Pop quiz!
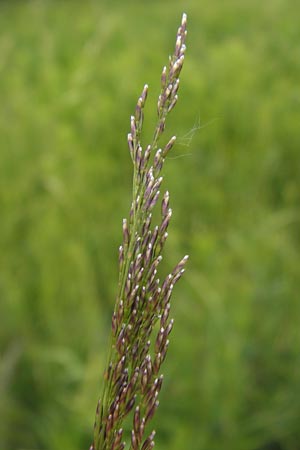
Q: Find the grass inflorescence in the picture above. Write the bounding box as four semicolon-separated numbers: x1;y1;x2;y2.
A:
90;13;188;450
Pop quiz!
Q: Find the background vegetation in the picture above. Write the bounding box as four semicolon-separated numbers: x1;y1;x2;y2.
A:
1;1;300;449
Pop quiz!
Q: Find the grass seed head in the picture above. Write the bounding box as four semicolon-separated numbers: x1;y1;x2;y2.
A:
91;14;188;450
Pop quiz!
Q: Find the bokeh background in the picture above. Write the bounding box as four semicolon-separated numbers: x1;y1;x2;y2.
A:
1;0;300;449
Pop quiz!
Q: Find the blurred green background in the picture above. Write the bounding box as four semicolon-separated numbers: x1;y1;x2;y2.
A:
1;0;300;449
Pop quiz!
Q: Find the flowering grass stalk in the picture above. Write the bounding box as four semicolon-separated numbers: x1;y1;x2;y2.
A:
90;13;188;450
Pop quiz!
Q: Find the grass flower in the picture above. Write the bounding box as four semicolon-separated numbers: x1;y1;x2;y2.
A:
91;13;188;450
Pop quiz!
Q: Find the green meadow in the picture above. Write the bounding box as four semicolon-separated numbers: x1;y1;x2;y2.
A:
1;1;300;449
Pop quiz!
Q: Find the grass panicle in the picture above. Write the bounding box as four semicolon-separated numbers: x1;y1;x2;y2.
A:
91;13;188;450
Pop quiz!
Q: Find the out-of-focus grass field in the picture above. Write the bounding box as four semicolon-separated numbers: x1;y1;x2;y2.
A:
1;0;300;449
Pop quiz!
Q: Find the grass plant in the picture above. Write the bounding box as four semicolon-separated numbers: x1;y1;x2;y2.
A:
90;14;188;450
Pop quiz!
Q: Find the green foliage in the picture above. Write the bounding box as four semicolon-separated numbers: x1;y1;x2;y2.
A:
0;1;300;449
